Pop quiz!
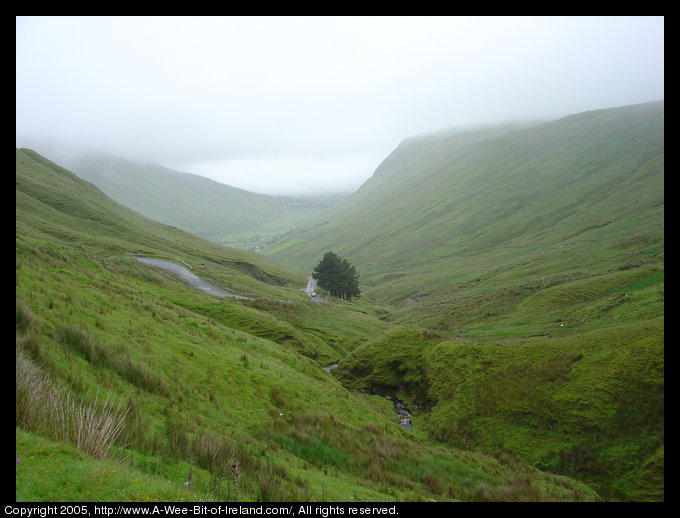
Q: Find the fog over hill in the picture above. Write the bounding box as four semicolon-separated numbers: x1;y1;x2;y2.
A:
265;100;664;333
17;17;663;196
63;152;346;251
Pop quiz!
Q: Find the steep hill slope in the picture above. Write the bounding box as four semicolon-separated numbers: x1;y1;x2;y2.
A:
68;153;339;250
16;149;598;502
17;148;307;299
264;101;664;500
265;101;663;337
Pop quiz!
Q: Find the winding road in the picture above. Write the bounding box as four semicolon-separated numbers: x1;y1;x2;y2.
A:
132;254;321;303
132;255;254;300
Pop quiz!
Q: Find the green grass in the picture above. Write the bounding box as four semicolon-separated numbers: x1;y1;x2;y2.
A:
265;102;664;340
262;102;664;501
16;100;664;500
332;318;663;501
16;428;204;502
16;148;602;501
16;255;597;501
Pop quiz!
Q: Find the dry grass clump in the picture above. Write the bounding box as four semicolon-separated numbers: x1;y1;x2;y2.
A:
16;346;129;459
163;418;312;501
16;302;129;460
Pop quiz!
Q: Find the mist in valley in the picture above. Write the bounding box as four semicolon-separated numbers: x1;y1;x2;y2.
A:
17;16;663;197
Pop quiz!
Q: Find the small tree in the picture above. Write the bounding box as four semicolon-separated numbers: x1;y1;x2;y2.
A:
313;252;361;301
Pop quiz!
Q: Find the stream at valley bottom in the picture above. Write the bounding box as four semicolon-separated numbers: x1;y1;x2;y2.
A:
325;364;412;429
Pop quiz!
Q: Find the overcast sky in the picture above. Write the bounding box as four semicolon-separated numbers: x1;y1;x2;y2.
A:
16;16;664;195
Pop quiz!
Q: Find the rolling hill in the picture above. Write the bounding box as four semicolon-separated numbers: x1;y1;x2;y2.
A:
16;148;601;502
67;153;342;250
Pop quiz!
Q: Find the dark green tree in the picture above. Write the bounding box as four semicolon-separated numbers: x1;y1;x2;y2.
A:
313;252;361;301
338;257;361;301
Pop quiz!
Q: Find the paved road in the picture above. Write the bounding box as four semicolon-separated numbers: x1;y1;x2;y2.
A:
304;276;323;302
132;255;254;300
132;254;321;303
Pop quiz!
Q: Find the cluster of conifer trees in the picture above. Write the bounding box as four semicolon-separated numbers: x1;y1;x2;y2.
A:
312;252;361;301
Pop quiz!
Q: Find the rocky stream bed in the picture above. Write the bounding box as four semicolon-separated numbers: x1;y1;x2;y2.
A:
325;363;412;429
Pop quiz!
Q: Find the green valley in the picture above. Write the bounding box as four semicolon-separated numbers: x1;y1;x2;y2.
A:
265;101;664;500
16;148;598;502
67;153;343;251
264;102;663;333
15;101;663;502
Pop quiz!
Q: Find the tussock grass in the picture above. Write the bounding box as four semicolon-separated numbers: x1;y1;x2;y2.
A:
56;324;168;395
16;298;37;332
258;409;597;501
161;418;312;501
16;344;128;460
58;393;129;460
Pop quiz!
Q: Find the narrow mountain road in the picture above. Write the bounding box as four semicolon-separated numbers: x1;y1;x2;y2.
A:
304;276;323;302
132;255;254;300
132;254;321;303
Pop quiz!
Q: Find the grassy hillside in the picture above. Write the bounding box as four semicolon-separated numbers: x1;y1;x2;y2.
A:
265;101;664;500
16;148;598;502
265;101;663;337
333;321;663;501
68;153;340;250
17;148;309;298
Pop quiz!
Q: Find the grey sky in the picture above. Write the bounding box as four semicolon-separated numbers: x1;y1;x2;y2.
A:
16;16;664;195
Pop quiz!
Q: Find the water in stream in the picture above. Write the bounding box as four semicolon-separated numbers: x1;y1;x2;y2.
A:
386;396;412;429
325;364;412;428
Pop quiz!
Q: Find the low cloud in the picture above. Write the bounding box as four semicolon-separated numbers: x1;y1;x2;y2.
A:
16;16;664;195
